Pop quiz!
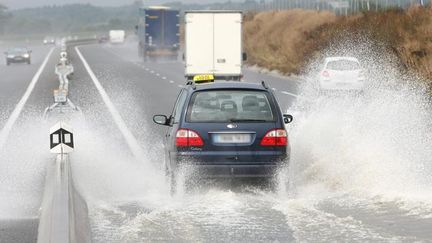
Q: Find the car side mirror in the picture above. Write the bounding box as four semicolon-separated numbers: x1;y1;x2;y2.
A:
242;52;247;61
153;115;169;126
283;114;293;124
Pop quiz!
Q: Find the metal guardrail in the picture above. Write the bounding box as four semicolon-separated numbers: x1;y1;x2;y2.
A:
64;38;98;46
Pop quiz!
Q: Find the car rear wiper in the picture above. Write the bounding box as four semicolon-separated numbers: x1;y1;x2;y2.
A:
229;119;267;122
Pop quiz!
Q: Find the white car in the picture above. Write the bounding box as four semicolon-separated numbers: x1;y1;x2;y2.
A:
318;57;365;91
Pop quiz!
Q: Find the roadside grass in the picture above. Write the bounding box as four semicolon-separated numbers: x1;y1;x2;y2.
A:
244;7;432;92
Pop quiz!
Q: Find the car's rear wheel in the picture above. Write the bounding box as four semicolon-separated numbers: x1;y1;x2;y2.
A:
27;60;31;65
168;167;192;196
164;155;177;195
169;170;177;196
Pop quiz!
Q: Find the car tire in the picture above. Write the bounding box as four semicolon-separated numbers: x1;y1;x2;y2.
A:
164;155;177;195
27;60;31;65
6;61;10;66
163;155;170;178
169;171;177;196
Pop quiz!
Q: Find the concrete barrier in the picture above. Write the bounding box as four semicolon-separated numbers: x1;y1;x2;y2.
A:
38;37;97;242
37;155;92;243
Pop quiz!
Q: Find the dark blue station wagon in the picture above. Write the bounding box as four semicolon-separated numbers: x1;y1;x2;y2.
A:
153;81;293;193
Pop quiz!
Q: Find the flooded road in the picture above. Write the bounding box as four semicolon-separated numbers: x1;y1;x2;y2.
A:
71;43;432;242
1;40;431;242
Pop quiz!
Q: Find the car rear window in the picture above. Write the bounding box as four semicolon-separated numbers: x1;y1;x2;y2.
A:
326;60;361;71
187;90;275;123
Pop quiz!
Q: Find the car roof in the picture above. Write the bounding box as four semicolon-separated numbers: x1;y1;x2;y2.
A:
187;81;269;92
325;56;359;62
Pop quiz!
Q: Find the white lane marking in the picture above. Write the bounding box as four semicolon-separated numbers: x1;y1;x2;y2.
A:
0;47;55;149
162;77;167;80
150;70;154;74
177;85;184;88
281;91;299;98
145;68;149;71
169;80;174;84
156;73;160;77
75;46;146;159
272;88;277;91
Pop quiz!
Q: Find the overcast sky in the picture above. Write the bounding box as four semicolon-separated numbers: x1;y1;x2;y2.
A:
1;0;231;9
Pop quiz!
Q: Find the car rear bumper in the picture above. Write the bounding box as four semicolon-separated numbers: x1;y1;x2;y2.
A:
190;164;282;178
171;152;288;178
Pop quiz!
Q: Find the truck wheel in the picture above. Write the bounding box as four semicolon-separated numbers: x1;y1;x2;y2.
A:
6;61;10;66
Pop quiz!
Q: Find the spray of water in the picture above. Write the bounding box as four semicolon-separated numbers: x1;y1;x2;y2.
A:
0;110;51;218
69;37;432;241
280;37;432;209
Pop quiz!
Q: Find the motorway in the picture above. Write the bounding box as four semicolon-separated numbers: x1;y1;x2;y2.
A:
1;40;432;242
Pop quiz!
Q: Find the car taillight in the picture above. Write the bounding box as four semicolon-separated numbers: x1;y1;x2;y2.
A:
260;129;288;146
176;129;204;147
322;70;330;78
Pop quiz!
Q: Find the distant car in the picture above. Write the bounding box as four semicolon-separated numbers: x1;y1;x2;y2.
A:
153;75;293;194
98;35;109;44
4;48;32;65
318;57;365;92
43;37;56;45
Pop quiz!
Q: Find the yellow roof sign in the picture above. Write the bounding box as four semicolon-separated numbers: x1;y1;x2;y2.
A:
193;74;215;84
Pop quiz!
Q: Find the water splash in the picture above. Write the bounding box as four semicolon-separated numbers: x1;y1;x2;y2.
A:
283;37;432;206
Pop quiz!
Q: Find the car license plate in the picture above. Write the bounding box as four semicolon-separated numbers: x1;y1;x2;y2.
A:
213;134;251;144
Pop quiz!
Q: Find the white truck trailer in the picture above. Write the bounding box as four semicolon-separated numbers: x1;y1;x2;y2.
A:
184;11;246;81
109;30;126;44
